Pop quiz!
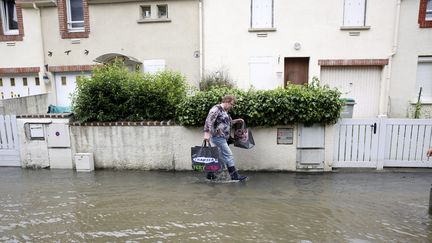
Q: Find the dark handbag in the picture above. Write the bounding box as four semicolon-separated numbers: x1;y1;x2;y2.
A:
233;122;255;149
191;140;223;172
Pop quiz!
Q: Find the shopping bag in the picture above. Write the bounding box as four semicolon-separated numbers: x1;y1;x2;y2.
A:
233;122;255;149
191;140;223;172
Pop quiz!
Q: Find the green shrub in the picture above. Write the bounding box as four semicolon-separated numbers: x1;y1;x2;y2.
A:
72;62;187;122
199;69;235;91
176;79;343;127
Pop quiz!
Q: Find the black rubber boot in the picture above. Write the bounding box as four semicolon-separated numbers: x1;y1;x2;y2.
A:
206;172;216;180
227;166;248;181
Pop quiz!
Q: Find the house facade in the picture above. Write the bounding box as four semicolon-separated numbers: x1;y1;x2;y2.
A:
202;0;432;118
1;0;431;118
0;0;200;106
389;0;432;118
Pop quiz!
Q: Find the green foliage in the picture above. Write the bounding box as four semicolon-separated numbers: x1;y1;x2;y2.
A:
199;69;235;91
176;78;344;127
72;62;187;122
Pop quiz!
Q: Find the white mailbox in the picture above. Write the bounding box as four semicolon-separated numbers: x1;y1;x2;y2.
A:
75;153;94;172
47;123;71;148
29;124;44;139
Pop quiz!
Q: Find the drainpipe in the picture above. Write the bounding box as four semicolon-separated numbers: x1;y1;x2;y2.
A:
381;0;401;117
199;0;204;85
33;3;49;92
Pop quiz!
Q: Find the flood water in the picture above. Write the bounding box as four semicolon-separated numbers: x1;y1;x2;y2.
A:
0;168;431;242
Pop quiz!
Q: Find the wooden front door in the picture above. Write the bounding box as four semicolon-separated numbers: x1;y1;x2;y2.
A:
284;57;309;86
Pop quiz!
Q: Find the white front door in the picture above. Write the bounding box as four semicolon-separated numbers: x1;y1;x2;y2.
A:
55;72;90;107
320;66;382;118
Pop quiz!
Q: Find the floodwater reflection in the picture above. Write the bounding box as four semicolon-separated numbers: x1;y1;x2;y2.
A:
0;168;431;242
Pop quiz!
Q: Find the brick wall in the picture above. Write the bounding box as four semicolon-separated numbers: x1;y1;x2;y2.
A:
318;59;389;66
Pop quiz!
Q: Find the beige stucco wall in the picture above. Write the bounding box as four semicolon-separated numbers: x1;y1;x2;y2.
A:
0;8;48;92
203;0;397;89
40;0;200;85
389;0;432;118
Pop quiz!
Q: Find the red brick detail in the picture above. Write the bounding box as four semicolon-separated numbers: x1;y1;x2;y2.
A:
318;59;389;66
48;65;99;72
0;67;40;74
0;4;24;42
58;0;90;39
418;0;432;28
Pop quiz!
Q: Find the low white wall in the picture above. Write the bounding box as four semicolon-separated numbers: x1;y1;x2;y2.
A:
1;93;55;115
70;125;301;171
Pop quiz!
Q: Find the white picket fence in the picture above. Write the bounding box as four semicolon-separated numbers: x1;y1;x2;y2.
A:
333;118;432;168
0;115;20;166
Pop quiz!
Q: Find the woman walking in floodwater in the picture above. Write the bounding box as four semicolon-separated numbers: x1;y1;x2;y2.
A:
203;95;248;181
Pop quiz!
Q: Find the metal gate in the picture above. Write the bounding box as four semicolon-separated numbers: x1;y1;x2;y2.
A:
333;118;432;168
0;115;20;166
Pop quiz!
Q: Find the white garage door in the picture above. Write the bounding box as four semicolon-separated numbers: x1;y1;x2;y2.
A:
55;72;91;107
321;66;382;118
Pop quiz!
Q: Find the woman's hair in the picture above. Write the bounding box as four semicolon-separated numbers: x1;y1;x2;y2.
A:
222;95;236;103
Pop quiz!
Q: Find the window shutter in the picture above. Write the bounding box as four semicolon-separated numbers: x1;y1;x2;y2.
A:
343;0;366;26
416;58;432;99
249;57;275;90
252;0;272;28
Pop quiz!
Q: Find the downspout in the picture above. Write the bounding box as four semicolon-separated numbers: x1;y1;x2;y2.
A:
199;0;204;85
33;3;49;92
381;0;401;117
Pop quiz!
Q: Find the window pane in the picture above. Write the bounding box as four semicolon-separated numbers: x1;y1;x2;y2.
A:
10;78;15;86
23;77;27;86
70;0;84;22
158;5;168;18
35;77;40;86
141;6;151;18
427;0;432;20
5;0;18;30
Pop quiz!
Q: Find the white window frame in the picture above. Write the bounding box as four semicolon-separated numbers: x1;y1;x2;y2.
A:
0;0;18;35
343;0;367;27
251;0;274;29
426;0;432;21
66;0;84;32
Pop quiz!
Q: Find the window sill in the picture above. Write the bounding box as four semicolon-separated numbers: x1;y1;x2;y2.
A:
410;99;432;105
61;31;89;39
340;26;371;30
248;28;277;32
0;35;23;42
137;18;171;24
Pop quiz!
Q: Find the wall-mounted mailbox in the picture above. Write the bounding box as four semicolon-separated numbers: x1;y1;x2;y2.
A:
277;128;294;144
29;124;44;139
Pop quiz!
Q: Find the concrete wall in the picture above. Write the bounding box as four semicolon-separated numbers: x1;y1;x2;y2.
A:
202;0;396;89
389;0;432;117
69;125;302;171
0;93;54;115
